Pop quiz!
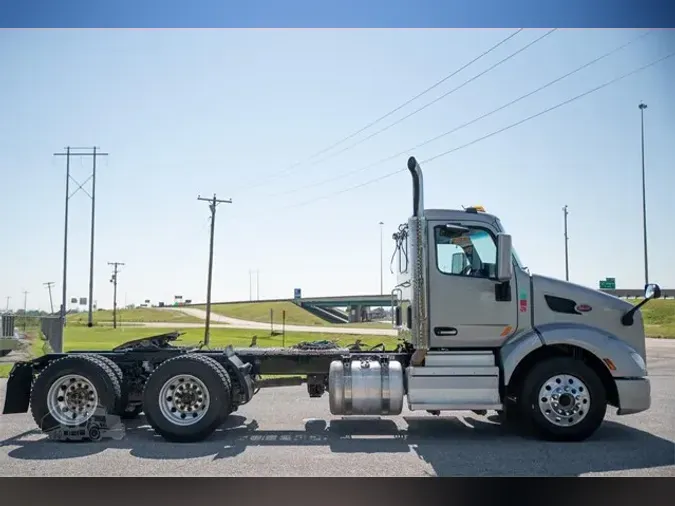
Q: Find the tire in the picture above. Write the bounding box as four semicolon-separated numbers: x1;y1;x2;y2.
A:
496;397;521;429
142;354;232;443
517;356;607;442
30;355;122;435
85;355;127;416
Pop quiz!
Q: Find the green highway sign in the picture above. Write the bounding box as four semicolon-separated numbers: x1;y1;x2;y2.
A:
599;277;616;290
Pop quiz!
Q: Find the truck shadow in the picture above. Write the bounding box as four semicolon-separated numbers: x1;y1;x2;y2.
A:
3;413;674;476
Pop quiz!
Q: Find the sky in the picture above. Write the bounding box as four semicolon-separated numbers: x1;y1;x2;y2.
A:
1;29;674;312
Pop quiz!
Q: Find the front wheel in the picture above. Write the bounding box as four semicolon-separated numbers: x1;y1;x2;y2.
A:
517;356;607;442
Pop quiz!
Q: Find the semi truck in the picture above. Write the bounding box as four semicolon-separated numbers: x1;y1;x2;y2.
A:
2;156;660;443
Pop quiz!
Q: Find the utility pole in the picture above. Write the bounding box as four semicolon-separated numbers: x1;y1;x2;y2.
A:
562;206;569;282
108;262;124;329
22;290;28;331
256;270;260;300
5;296;10;312
249;270;253;301
197;193;232;346
44;282;55;314
54;146;108;329
639;102;649;287
379;221;384;295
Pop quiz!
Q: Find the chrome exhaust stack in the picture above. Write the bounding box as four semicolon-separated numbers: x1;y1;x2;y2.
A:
406;157;429;364
407;156;424;218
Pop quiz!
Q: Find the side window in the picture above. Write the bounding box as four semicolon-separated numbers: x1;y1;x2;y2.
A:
435;225;498;279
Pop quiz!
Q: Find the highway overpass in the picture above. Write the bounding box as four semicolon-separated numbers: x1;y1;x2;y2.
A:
186;288;671;324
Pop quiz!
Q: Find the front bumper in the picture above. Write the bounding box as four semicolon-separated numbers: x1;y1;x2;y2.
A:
615;377;651;415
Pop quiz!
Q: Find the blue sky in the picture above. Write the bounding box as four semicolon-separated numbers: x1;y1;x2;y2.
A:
1;29;674;312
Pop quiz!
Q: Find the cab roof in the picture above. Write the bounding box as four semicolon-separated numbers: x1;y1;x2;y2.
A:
422;208;499;224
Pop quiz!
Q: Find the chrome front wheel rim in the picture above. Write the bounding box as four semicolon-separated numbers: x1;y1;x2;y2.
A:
538;374;590;427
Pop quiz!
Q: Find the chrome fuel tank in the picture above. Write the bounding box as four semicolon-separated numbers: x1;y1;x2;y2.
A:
328;358;405;415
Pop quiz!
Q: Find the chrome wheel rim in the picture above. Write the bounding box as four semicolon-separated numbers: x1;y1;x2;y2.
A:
46;374;99;426
538;374;590;427
158;374;210;426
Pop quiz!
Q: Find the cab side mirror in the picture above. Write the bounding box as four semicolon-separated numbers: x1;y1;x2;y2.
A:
496;233;513;282
645;283;661;300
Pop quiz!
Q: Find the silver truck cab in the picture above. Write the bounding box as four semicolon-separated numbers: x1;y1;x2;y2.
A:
390;156;657;441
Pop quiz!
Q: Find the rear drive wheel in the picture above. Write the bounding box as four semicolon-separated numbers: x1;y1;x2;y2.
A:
85;354;127;416
142;354;232;442
518;356;606;442
30;355;122;434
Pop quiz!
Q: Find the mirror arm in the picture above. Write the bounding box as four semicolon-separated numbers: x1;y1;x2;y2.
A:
621;298;650;326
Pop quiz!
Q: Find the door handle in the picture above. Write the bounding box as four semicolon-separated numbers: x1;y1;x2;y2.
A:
434;327;458;336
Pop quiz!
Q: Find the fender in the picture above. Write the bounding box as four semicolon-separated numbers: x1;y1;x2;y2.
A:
534;322;647;378
499;322;647;386
2;361;33;414
500;330;544;386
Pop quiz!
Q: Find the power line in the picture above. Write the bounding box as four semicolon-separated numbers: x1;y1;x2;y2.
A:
276;29;557;177
272;30;651;199
234;29;524;194
284;50;675;211
54;146;109;328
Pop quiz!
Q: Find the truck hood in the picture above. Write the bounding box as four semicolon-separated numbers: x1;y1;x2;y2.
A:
531;274;646;357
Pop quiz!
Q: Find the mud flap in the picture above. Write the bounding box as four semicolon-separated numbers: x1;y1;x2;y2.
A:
2;362;33;414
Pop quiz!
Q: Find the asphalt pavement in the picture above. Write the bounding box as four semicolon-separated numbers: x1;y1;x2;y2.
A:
1;339;673;477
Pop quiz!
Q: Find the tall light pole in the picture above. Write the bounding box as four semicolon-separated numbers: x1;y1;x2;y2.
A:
639;102;649;287
379;221;384;295
562;206;569;281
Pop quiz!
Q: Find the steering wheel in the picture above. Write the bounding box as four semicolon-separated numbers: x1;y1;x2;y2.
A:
459;265;473;276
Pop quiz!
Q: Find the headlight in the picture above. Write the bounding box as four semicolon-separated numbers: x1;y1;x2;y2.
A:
630;352;647;374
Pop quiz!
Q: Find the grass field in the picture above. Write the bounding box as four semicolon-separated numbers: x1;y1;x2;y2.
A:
630;298;675;339
0;334;47;377
197;301;392;328
59;326;390;351
67;307;202;325
0;326;395;378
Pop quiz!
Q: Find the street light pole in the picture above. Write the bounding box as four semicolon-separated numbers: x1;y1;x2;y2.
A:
639;102;649;287
562;206;569;281
379;221;384;295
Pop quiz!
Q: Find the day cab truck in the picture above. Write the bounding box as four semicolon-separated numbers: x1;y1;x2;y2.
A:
2;156;661;443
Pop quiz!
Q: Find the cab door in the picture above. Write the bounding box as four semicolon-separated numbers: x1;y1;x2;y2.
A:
427;220;519;348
